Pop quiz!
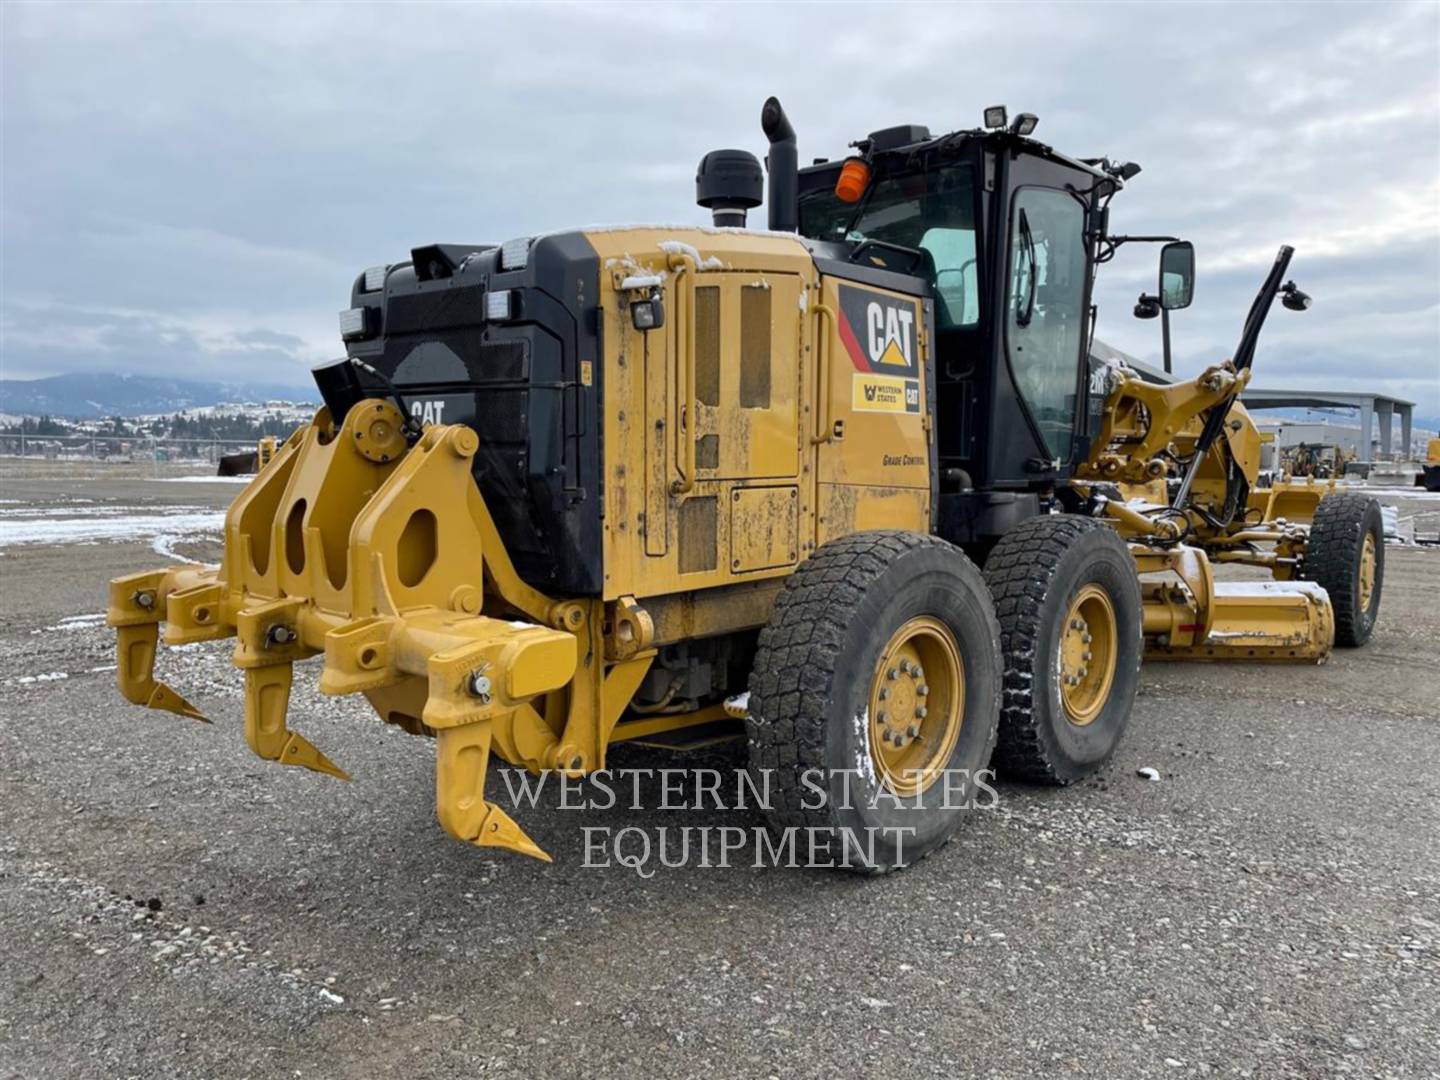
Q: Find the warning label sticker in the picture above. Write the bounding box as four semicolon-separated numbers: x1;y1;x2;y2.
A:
852;374;921;414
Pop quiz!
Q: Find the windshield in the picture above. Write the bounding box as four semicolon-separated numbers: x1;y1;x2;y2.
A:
799;164;978;329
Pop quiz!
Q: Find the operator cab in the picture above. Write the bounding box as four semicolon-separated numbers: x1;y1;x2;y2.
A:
791;108;1122;499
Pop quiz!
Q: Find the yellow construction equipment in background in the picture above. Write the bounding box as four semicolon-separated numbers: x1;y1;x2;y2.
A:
109;98;1385;870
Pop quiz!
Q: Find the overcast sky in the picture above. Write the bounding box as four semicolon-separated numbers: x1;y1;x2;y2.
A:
3;1;1437;418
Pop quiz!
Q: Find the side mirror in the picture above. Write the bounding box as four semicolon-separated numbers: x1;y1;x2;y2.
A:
1159;240;1195;310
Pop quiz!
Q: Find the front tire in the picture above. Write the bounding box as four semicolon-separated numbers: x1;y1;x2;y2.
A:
746;531;1001;872
1301;493;1383;647
983;515;1142;785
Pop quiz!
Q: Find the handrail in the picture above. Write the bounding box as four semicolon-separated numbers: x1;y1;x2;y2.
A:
810;301;838;444
666;252;697;494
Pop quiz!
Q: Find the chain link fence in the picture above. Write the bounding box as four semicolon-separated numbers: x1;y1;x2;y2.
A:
0;433;260;472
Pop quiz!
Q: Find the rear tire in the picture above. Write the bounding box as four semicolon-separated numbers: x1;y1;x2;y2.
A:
1301;494;1383;647
746;531;1001;873
983;515;1142;785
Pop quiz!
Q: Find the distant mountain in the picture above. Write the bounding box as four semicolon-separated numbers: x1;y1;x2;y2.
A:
0;373;315;418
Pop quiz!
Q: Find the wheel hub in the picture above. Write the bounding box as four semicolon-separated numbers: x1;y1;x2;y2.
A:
867;617;964;797
1057;585;1118;727
1359;533;1376;611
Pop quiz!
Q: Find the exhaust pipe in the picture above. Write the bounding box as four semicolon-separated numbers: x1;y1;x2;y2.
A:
761;96;798;233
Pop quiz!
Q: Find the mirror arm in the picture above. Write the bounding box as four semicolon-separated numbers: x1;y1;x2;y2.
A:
1161;305;1172;375
1106;234;1180;249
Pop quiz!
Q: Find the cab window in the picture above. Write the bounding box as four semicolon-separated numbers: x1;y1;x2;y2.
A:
799;164;979;330
1006;187;1087;461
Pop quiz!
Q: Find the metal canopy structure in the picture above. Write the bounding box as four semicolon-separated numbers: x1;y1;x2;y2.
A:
1237;388;1415;460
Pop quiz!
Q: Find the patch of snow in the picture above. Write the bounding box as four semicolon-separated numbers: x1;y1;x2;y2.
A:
32;613;107;634
724;691;750;716
1212;581;1330;603
657;240;725;271
149;475;252;485
798;290;809;313
618;273;664;290
1123;497;1170;514
152;530;219;564
1362;487;1440;500
13;672;68;684
0;507;225;549
853;708;879;788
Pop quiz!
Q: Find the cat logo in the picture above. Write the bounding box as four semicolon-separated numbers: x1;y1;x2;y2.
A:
410;399;447;426
866;301;915;368
836;283;920;376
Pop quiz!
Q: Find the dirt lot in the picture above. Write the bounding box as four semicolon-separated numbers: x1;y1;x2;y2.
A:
1;461;1437;1079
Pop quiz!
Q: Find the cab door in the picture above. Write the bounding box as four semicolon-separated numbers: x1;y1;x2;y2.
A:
986;155;1095;484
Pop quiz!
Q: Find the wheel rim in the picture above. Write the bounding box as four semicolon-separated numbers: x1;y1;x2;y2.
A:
1057;585;1118;727
1359;533;1377;611
867;616;965;797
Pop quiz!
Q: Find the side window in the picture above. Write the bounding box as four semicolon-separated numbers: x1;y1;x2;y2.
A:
920;227;978;328
1007;188;1087;460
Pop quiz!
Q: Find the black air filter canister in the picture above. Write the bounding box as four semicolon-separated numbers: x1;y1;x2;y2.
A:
311;356;367;425
696;149;764;228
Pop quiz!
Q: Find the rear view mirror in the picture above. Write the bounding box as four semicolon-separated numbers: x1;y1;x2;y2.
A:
1159;241;1195;310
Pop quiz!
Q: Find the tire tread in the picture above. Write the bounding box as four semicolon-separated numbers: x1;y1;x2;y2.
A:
983;515;1135;784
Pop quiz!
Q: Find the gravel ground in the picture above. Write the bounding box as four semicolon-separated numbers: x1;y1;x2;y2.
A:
1;462;1437;1079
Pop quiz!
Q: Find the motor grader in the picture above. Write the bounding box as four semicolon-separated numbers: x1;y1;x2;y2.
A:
107;98;1383;870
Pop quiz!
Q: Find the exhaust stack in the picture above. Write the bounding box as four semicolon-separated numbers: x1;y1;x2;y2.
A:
761;96;798;233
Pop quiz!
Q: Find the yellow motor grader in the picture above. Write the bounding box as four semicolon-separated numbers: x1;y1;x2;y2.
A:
108;99;1382;869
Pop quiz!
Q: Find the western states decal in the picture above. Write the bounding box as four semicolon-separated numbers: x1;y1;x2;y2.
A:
835;283;923;415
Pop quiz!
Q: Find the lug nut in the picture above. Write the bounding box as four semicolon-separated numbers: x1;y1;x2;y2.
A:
469;672;493;700
887;668;898;681
1082;633;1093;644
906;724;920;739
916;684;929;697
914;706;927;719
1082;651;1092;662
911;666;923;681
1070;619;1082;630
878;687;890;701
876;710;888;725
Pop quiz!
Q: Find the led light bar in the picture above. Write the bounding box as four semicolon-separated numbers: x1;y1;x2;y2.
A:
485;290;514;321
499;237;531;271
338;307;369;341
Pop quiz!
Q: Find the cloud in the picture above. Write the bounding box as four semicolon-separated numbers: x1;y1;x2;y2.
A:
2;0;1437;418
